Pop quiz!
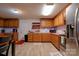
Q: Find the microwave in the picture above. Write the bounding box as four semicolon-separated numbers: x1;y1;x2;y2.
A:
50;30;56;33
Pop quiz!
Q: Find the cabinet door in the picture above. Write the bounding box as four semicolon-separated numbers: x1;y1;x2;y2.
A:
42;33;50;42
28;33;33;41
33;33;41;42
58;13;64;26
51;34;56;44
54;18;56;26
0;19;4;27
54;10;65;27
3;18;19;28
56;16;59;26
54;17;59;26
41;20;46;28
41;19;53;28
9;19;19;28
51;34;60;49
12;20;19;27
4;20;9;27
9;20;13;27
47;20;53;27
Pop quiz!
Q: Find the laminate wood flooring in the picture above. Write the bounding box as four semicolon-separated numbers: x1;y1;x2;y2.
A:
9;42;62;56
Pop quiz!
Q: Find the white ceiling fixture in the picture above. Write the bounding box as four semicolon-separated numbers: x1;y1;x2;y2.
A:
10;9;22;14
42;4;55;16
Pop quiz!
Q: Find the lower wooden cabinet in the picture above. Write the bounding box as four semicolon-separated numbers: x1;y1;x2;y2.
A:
28;33;51;42
42;33;50;42
28;33;60;50
33;33;41;42
28;33;33;41
51;34;60;49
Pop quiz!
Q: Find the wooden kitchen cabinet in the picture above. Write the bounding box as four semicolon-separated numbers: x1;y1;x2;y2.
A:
33;33;41;42
42;33;51;42
40;18;54;28
28;33;33;41
28;33;60;49
58;12;65;26
28;33;51;42
9;19;19;28
54;16;59;26
51;34;60;50
54;10;65;27
0;18;4;27
4;20;9;27
4;18;19;28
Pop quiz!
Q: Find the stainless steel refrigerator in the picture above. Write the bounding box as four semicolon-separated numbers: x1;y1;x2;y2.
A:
66;3;79;55
66;4;79;47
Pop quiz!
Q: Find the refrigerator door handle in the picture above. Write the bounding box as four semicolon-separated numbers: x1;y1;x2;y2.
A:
74;8;79;47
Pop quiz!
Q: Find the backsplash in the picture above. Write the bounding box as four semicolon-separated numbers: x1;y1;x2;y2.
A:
0;28;3;33
40;28;49;33
56;25;66;34
0;28;17;33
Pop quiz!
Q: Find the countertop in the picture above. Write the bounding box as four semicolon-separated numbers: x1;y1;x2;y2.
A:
28;32;66;36
50;33;66;36
0;33;9;38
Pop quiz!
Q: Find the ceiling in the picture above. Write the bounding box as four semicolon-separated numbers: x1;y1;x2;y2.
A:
0;3;69;19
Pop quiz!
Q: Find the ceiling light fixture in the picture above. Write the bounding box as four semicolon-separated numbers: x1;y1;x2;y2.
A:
13;10;19;13
11;9;22;14
42;4;55;16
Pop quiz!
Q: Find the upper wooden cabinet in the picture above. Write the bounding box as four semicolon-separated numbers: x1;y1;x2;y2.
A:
58;11;65;26
8;19;19;28
0;18;4;27
4;19;9;27
54;16;59;26
0;18;19;28
54;10;65;27
40;18;54;28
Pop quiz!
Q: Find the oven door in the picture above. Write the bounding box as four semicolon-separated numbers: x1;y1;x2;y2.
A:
60;36;66;49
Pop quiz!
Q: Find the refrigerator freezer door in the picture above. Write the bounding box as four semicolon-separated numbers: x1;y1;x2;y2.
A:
74;8;79;47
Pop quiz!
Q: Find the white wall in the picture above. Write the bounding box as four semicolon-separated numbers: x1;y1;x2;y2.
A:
18;18;40;40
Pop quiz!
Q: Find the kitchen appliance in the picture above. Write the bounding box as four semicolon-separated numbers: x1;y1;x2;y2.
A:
1;29;5;33
66;24;74;39
60;4;79;55
66;4;79;47
60;35;66;49
50;30;56;33
74;8;79;47
50;27;56;33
